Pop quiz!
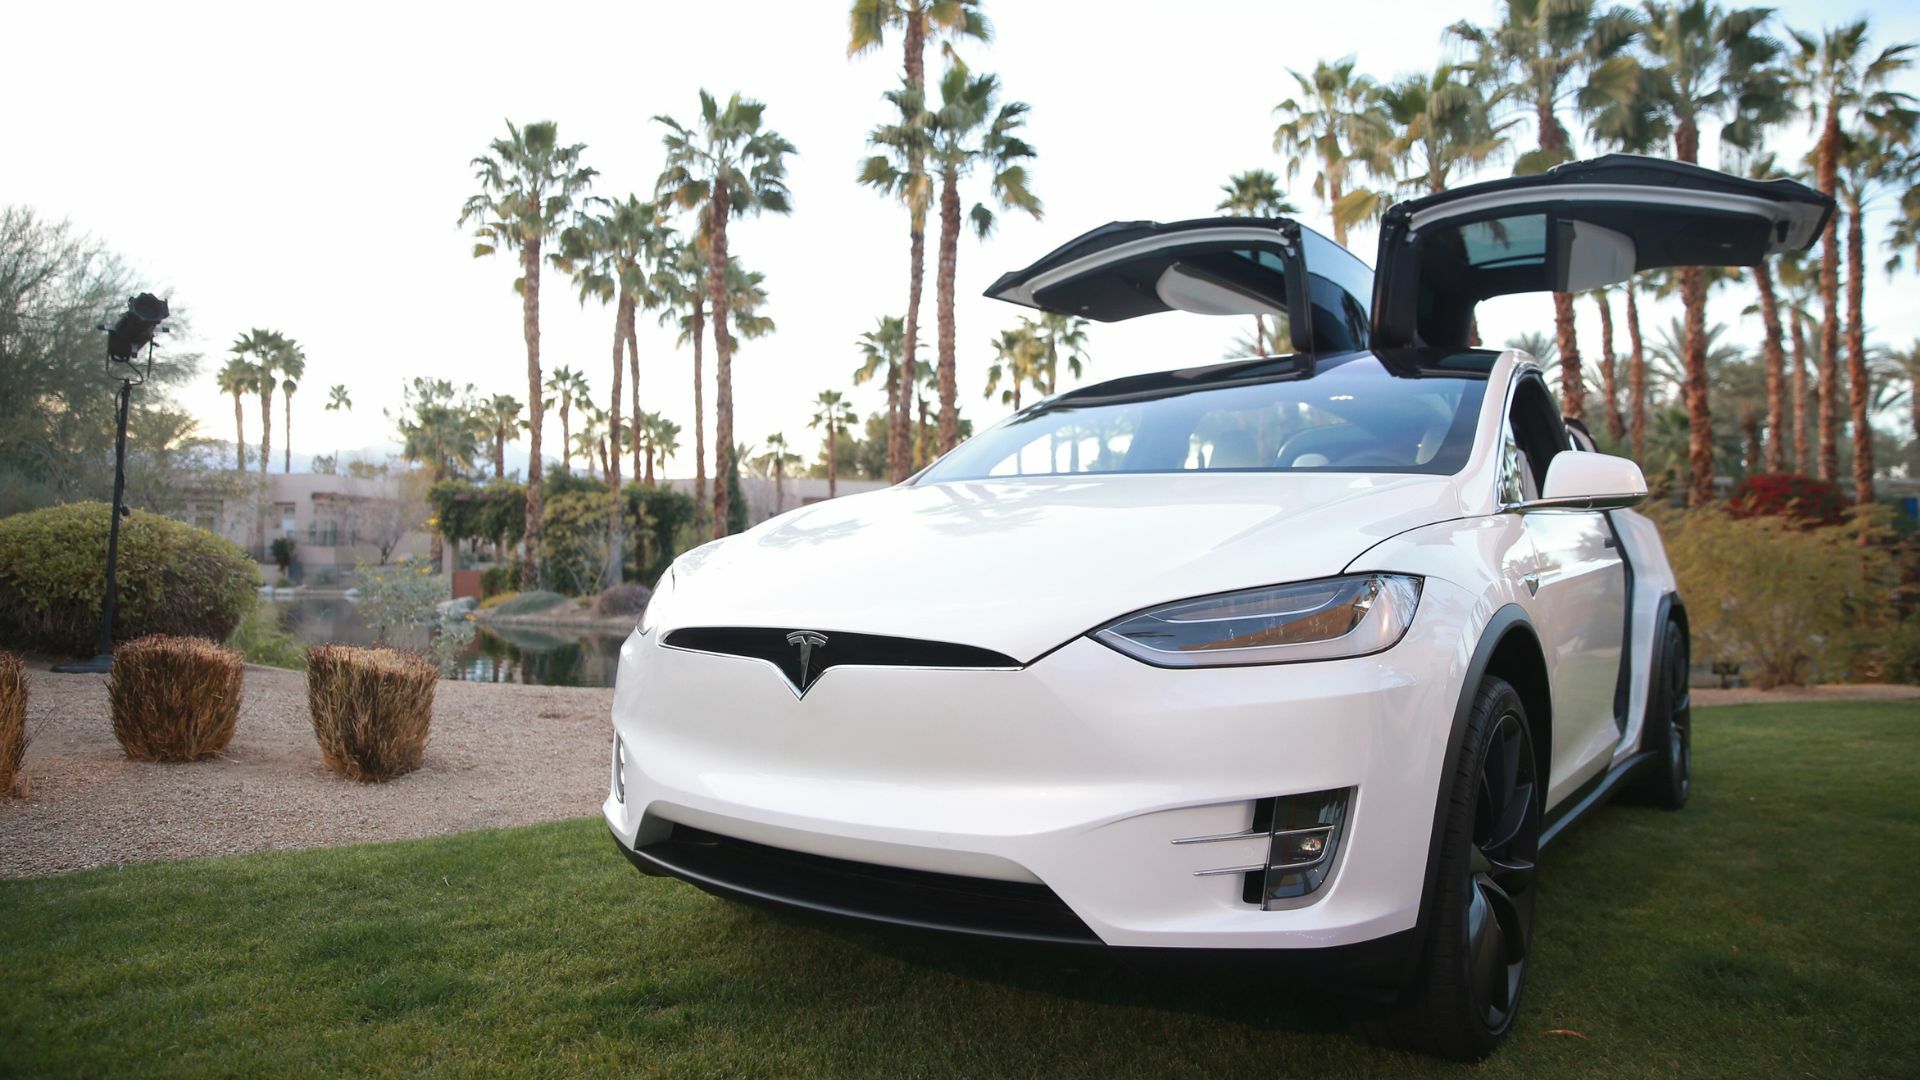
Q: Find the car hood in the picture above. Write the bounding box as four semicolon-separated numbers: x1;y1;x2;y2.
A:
662;472;1464;661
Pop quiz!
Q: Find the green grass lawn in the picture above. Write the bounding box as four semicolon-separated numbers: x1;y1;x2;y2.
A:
4;701;1917;1078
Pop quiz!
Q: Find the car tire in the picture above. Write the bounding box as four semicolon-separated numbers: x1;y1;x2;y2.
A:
1358;676;1540;1061
1628;614;1690;810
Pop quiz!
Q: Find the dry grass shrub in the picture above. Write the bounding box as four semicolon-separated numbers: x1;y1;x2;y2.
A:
306;645;437;782
107;635;244;761
0;651;26;796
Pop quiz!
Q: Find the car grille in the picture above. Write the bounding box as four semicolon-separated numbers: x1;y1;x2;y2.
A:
662;627;1019;691
630;821;1100;945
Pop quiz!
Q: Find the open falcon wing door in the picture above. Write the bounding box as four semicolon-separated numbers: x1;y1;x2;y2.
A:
1370;154;1833;351
984;217;1376;355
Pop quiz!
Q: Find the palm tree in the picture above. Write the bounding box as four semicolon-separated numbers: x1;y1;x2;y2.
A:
215;357;254;471
850;0;992;478
482;394;523;480
1583;0;1785;503
852;315;912;474
809;390;857;497
275;338;305;473
756;432;803;514
459;120;595;588
1777;251;1819;472
1215;170;1301;351
1590;286;1626;442
1216;169;1299;217
656;90;797;540
395;378;485;483
638;412;680;487
1834;127;1916;503
984;324;1044;411
929;61;1042;455
1732;155;1792;473
1362;65;1516;198
1890;341;1920;464
326;384;352;413
229;328;283;478
655;239;712;523
1787;22;1915;488
1272;57;1387;248
1029;312;1090;395
1451;1;1639;423
543;366;590;473
560;195;672;497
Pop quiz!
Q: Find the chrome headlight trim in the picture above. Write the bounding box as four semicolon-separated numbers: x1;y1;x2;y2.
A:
1090;573;1423;668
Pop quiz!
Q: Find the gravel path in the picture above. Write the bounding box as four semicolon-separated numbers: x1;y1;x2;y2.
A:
1;662;612;878
1692;683;1920;708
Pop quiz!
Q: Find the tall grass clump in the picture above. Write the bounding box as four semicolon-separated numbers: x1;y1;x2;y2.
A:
306;645;436;782
0;651;26;796
107;636;244;761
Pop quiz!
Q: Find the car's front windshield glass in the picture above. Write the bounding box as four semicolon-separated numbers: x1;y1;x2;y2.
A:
920;354;1488;481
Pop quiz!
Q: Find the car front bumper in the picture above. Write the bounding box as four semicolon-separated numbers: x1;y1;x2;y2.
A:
604;578;1477;959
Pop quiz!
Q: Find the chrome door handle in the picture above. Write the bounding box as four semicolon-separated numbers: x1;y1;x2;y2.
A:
1521;572;1540;597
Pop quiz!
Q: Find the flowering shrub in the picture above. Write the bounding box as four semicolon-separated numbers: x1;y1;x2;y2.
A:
353;561;475;673
1727;473;1848;526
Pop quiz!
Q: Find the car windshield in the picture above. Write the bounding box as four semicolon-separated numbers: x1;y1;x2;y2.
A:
920;353;1489;481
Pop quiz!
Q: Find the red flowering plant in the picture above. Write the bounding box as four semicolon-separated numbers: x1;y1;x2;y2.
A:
1727;473;1848;527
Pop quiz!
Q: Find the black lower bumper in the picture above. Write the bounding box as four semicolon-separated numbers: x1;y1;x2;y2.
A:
609;823;1418;988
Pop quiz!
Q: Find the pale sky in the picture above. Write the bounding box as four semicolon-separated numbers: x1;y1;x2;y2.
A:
7;0;1917;474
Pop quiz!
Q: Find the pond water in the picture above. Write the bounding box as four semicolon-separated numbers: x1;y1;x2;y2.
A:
271;597;629;688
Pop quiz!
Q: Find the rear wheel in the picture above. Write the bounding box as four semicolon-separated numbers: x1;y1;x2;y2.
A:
1630;615;1690;810
1360;677;1540;1060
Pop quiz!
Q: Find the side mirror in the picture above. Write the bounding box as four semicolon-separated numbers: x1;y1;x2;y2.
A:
1519;452;1648;511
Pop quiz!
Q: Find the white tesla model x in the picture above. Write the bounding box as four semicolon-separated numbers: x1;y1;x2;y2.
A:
604;156;1831;1058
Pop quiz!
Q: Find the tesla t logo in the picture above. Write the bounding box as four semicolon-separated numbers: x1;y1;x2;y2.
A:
785;631;829;691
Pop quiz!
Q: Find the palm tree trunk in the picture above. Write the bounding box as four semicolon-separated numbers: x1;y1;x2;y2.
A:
1329;173;1346;248
232;393;245;470
521;240;545;591
885;359;901;475
893;9;928;484
1626;284;1646;460
494;427;506;481
559;402;572;473
1674;121;1713;505
1595;290;1623;442
1791;309;1811;473
1555;292;1585;421
827;423;839;498
283;388;294;473
258;384;272;477
606;292;628;585
1755;259;1786;473
691;300;707;524
1680;264;1714;505
1816;110;1842;484
708;184;734;540
1845;201;1873;504
936;165;961;454
774;461;784;515
627;307;642;488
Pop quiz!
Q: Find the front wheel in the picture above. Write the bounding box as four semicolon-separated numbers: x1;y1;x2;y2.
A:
1358;676;1541;1060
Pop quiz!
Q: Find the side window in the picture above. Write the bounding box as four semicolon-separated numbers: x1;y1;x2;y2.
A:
1300;231;1374;352
1498;419;1533;505
1505;375;1568;498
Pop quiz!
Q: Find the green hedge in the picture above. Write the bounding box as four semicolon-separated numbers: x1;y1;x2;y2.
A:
0;503;259;656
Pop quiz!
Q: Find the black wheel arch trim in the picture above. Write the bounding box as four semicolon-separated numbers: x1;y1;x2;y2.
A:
1400;603;1542;986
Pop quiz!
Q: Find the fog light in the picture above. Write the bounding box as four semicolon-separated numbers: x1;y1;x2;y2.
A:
1247;789;1350;907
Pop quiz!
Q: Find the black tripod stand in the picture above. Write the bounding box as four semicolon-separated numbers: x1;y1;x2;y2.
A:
53;295;168;675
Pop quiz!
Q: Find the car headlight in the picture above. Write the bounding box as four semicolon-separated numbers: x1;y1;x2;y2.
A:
638;568;675;633
1091;573;1422;667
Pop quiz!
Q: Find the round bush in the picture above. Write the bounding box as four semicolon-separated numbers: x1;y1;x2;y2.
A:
108;635;244;762
0;502;259;657
595;582;651;617
306;645;436;782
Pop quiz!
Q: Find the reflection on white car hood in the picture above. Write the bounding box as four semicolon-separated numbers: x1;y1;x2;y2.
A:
667;472;1465;660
